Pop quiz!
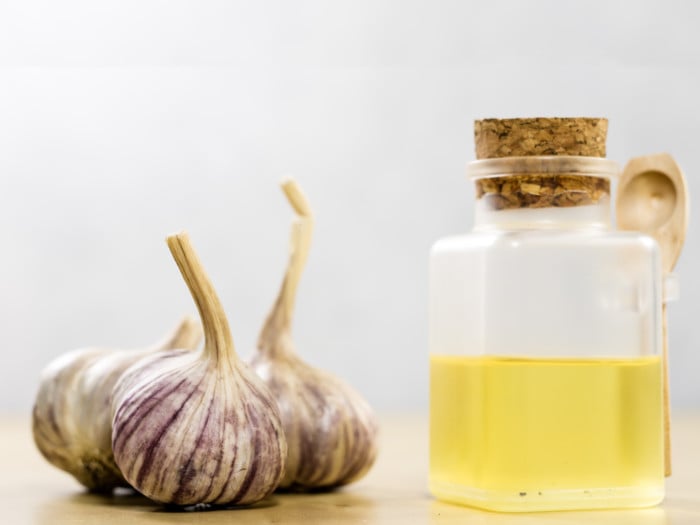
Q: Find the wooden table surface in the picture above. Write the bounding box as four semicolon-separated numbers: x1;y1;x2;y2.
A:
2;413;699;524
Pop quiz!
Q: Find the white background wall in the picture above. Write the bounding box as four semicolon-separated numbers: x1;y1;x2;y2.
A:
1;0;698;413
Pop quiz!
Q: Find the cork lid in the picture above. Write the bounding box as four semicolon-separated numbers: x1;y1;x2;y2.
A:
474;117;608;159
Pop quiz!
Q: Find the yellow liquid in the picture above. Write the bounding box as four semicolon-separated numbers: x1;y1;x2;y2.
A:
429;355;664;511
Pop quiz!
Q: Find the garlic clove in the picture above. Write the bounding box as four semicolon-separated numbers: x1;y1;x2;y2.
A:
32;316;202;491
254;355;379;488
250;178;379;490
111;232;287;506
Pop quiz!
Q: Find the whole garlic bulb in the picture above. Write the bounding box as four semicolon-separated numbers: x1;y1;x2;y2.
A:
250;179;379;490
111;232;287;506
32;317;202;491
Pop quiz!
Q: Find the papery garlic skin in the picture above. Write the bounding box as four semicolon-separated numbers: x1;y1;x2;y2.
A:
110;232;287;506
32;318;202;491
251;353;378;489
112;351;286;505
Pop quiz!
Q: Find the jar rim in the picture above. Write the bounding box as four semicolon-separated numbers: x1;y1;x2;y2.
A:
467;156;619;180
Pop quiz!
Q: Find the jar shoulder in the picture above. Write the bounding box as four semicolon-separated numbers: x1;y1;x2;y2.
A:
431;229;659;256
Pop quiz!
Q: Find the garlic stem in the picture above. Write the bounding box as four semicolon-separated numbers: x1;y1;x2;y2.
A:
258;178;314;355
153;316;202;352
280;220;312;323
166;232;236;369
281;177;313;218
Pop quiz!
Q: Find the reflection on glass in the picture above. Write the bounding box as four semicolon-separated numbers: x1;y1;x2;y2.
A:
429;500;667;525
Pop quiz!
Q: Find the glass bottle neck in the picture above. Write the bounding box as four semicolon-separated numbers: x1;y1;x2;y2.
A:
467;157;618;232
473;198;612;231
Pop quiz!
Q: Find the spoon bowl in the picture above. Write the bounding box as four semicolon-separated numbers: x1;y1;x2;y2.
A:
617;170;677;231
617;154;688;273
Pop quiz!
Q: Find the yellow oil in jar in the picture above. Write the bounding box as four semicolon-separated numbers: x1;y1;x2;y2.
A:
429;355;664;511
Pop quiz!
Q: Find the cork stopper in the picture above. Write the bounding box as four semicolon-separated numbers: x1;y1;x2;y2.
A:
470;117;613;211
474;117;608;159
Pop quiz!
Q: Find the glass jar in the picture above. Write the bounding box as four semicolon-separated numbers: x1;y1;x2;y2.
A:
429;156;664;512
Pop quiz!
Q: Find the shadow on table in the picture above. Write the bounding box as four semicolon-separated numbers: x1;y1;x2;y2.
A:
60;487;280;511
33;485;379;524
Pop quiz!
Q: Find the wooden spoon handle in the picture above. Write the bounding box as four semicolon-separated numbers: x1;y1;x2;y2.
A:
663;303;671;477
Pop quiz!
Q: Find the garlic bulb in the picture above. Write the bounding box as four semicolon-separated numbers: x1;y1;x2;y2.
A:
32;317;202;491
111;232;287;506
250;179;379;490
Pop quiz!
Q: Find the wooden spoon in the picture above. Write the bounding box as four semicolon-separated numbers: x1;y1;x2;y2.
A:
616;153;688;477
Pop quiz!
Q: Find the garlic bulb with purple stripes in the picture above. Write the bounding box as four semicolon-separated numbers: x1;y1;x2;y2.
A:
111;232;287;506
250;179;379;490
32;316;202;492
